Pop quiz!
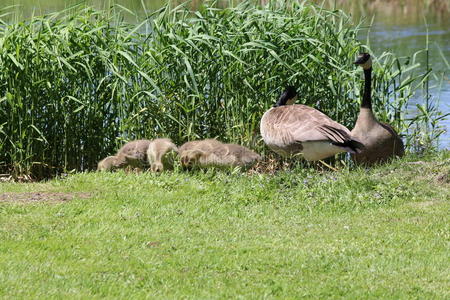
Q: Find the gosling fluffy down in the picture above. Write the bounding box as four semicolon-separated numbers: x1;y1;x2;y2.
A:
179;140;261;168
178;139;223;154
147;138;178;172
114;139;153;169
97;138;178;172
97;156;118;171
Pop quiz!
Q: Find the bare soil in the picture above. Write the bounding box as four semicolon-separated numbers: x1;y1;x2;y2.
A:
436;172;449;184
0;192;91;203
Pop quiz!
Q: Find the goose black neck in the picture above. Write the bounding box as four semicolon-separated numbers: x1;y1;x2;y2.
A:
274;87;297;107
362;67;372;109
274;98;286;107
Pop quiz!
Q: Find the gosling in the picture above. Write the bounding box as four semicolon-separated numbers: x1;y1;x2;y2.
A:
147;138;178;172
97;156;118;171
114;139;153;170
180;141;261;169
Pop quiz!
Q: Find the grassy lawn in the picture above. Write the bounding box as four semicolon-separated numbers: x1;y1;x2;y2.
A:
0;153;449;299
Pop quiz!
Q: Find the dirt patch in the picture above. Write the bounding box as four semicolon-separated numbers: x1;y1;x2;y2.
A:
436;172;449;185
0;192;91;203
406;161;427;165
405;198;448;209
405;159;450;186
146;241;161;248
410;200;441;208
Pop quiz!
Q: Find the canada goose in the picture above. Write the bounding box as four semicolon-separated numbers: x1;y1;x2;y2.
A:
114;139;153;169
351;53;405;165
97;155;118;171
180;142;261;168
147;138;178;172
260;86;364;161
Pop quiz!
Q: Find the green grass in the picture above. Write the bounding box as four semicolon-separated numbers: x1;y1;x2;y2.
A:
1;152;449;298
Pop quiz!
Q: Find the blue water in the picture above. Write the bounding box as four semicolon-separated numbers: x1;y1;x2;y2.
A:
361;20;450;149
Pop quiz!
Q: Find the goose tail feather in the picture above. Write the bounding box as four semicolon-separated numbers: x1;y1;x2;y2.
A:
332;139;365;154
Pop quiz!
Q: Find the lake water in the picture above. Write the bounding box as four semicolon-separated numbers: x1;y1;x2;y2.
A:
2;0;449;148
345;0;450;149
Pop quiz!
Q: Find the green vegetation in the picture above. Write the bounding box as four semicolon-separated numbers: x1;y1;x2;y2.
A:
328;0;450;16
0;1;444;178
0;152;449;298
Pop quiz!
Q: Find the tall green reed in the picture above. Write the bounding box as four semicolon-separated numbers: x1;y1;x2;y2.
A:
0;0;444;178
0;6;142;177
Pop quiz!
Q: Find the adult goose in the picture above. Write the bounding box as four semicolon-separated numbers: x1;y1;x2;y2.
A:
260;86;364;161
351;53;405;165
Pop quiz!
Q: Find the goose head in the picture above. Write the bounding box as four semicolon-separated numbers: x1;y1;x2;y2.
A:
354;53;372;70
273;86;298;107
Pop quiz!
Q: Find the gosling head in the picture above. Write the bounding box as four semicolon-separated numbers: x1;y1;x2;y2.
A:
180;150;203;168
274;86;298;107
354;53;372;70
97;156;118;171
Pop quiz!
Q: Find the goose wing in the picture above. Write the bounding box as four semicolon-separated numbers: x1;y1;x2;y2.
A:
262;104;354;145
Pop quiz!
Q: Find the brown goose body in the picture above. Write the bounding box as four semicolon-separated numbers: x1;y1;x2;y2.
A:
351;53;405;165
351;109;404;165
261;104;363;161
